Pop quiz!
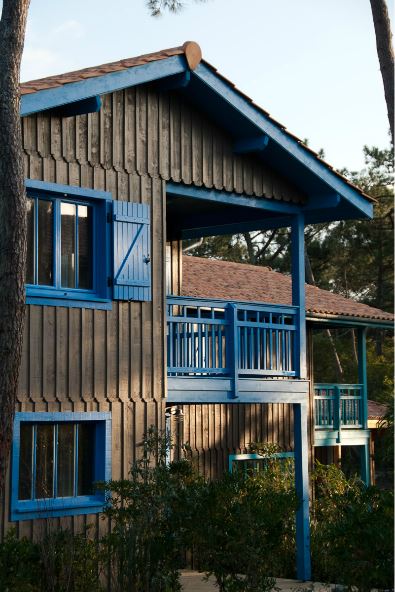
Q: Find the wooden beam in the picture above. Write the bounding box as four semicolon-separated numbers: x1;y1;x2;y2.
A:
294;401;311;581
291;213;306;378
233;135;269;154
156;71;191;92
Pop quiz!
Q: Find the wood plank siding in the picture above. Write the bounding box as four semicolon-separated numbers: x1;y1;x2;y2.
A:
2;83;305;537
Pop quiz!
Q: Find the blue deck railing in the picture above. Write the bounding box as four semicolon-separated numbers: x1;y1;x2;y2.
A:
314;384;365;430
167;296;298;378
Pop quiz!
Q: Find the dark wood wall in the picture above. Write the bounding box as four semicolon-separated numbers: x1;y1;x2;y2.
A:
3;82;307;537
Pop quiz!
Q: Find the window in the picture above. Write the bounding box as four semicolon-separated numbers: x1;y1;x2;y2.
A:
228;452;294;476
25;179;152;306
25;180;112;309
11;412;111;521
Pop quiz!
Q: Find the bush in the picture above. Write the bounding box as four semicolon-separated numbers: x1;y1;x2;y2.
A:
191;467;298;592
0;527;101;592
0;529;41;592
101;427;204;592
311;462;394;591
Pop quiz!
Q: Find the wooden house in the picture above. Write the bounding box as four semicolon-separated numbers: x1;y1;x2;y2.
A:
2;41;386;580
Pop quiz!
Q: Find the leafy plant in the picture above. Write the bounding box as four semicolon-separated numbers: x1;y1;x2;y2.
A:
311;462;394;591
101;427;204;592
0;529;41;592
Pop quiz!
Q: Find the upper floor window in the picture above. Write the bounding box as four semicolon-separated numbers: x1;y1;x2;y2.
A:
25;180;112;309
25;179;152;308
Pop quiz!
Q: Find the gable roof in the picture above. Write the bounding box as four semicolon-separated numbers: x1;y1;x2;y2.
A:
181;256;393;326
20;41;373;223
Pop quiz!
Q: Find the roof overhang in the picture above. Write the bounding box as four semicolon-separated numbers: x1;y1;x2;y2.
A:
20;47;374;225
307;312;393;330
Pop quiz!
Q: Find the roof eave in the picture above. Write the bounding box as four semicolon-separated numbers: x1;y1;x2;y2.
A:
307;311;393;329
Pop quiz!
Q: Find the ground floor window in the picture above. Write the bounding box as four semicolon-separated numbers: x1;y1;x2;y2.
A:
11;412;111;521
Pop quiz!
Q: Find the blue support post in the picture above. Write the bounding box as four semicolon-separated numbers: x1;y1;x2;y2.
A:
360;443;371;486
294;401;311;581
357;328;368;429
334;385;341;443
226;303;239;398
357;327;370;485
291;214;306;379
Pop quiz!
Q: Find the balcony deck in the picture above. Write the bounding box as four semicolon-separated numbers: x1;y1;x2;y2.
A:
166;296;308;404
314;383;369;445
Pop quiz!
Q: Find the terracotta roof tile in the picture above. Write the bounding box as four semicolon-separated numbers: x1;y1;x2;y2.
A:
182;256;394;323
368;400;388;420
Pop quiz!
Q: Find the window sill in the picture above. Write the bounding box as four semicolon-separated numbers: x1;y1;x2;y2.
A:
11;496;106;521
26;294;112;310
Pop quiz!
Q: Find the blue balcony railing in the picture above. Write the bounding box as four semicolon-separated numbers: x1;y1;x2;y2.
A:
167;296;298;378
314;384;365;430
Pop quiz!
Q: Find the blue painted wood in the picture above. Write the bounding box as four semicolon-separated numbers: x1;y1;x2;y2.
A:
360;443;371;486
308;315;393;330
11;412;111;521
51;96;102;118
167;297;296;382
293;402;311;581
233;135;270;154
314;384;364;430
112;201;151;301
291;214;306;379
21;55;187;116
193;63;374;221
357;328;368;430
228;452;294;473
25;178;112;202
314;430;370;447
303;193;341;210
178;215;293;240
156;70;191;92
167;182;300;214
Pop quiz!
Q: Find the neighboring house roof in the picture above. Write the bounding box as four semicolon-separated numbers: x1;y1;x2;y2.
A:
368;400;388;420
182;256;394;325
20;42;373;223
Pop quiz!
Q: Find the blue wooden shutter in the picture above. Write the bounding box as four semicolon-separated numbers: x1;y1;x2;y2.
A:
112;201;151;301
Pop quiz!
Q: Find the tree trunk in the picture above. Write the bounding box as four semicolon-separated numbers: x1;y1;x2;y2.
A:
370;0;394;144
0;0;30;498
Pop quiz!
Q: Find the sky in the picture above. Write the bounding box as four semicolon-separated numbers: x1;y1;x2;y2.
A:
19;0;393;172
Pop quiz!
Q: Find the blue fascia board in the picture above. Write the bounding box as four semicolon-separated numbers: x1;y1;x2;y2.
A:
26;178;112;201
51;95;102;118
303;193;341;211
21;55;187;116
307;314;393;330
178;215;292;239
167;182;300;214
192;64;374;219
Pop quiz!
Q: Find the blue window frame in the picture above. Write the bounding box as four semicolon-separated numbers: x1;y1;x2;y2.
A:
11;412;111;521
228;452;294;475
25;180;112;309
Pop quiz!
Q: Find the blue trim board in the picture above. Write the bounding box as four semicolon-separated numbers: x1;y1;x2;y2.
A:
233;135;270;154
291;214;307;379
21;55;187;116
51;96;102;118
308;315;393;330
25;178;112;201
192;63;373;220
167;182;300;215
11;412;111;521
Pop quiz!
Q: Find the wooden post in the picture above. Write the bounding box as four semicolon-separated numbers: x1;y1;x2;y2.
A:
226;303;239;398
294;401;311;581
291;214;306;379
357;327;371;485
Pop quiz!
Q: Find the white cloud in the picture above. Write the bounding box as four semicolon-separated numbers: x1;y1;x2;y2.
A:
51;19;85;39
21;47;66;81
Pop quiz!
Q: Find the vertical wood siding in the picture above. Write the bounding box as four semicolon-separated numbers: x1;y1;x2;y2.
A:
3;83;304;538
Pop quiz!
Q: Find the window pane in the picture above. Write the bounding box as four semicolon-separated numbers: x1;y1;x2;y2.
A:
37;200;53;285
57;424;75;497
19;424;33;500
35;424;54;499
77;423;94;495
26;198;35;284
77;206;92;290
61;202;76;288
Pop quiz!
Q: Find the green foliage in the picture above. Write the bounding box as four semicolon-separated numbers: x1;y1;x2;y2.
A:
311;462;394;591
39;528;103;592
0;528;101;592
0;529;41;592
192;468;298;591
101;427;204;592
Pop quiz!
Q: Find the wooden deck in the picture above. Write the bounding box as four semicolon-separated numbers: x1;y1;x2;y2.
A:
180;570;329;591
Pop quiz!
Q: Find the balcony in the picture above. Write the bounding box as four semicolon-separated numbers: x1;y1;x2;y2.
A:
166;296;309;404
314;383;369;445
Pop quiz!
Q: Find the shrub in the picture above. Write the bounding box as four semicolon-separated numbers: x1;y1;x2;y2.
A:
311;462;394;591
101;427;204;592
0;529;41;592
191;467;298;592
